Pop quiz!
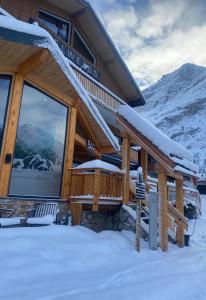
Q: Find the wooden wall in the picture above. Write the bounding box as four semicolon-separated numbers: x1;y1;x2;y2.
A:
0;0;127;100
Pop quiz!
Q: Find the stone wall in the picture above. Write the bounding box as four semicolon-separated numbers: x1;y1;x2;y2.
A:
0;198;70;223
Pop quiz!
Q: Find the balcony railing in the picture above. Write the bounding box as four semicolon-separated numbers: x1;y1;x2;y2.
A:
33;18;127;111
67;167;124;210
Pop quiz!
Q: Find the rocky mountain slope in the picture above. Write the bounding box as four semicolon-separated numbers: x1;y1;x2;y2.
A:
137;63;206;173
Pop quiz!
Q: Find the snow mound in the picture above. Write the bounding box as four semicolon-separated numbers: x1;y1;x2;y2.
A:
75;159;122;173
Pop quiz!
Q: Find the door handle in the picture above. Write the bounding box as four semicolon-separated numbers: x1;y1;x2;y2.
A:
5;153;13;164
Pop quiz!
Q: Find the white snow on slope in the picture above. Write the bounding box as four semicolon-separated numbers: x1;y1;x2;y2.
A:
0;196;206;300
138;63;206;173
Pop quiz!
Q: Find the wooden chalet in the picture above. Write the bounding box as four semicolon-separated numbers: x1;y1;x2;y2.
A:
0;0;199;251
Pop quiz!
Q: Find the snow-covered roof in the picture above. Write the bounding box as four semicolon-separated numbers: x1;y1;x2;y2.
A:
0;13;120;152
118;105;198;176
75;159;122;173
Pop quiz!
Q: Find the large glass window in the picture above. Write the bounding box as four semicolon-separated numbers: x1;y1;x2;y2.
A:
73;29;96;65
0;75;11;152
39;11;70;42
9;84;68;198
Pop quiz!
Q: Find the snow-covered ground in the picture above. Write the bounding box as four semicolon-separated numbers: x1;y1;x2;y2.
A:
1;196;206;300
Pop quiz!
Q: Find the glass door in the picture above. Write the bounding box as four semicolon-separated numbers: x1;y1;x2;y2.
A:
0;75;11;155
9;83;68;198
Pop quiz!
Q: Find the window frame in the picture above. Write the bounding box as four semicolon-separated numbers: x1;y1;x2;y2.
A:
73;28;96;66
38;10;71;43
8;81;69;199
0;74;12;153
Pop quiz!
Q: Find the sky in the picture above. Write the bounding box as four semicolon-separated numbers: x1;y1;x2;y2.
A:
87;0;206;89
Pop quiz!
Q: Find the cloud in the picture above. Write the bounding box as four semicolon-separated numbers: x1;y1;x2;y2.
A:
88;0;206;89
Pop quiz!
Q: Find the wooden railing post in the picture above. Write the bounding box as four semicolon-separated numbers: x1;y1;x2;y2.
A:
158;165;168;251
122;137;130;204
93;169;101;211
175;177;185;247
141;148;148;182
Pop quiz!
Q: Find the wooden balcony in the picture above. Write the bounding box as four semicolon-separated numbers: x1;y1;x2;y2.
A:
33;18;126;111
67;167;124;210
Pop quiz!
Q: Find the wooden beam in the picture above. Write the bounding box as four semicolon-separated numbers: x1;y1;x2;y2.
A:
93;169;101;211
175;177;185;247
0;66;18;74
158;165;168;251
75;133;101;158
26;77;74;107
101;146;115;153
70;203;82;225
122;137;130;204
0;74;24;196
19;49;49;77
61;107;77;199
78;108;101;151
141;148;148;182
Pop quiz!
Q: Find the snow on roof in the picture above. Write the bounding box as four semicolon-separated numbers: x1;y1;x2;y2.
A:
75;159;122;173
0;14;120;152
118;105;198;174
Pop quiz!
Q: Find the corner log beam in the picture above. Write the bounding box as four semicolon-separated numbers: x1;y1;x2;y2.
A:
61;107;77;199
158;165;168;251
122;137;130;204
175;177;185;247
18;49;50;77
0;74;24;196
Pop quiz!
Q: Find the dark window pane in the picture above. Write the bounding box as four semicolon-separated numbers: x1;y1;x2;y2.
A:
73;30;96;65
39;11;69;42
9;84;68;198
0;76;11;151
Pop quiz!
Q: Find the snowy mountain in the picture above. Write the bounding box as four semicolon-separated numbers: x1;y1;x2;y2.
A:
137;63;206;173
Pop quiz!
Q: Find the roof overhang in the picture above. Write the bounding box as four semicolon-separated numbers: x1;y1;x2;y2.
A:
46;0;146;106
0;19;120;152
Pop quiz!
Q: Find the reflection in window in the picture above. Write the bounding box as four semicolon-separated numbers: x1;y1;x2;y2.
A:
73;29;96;65
9;84;68;198
0;75;11;152
39;11;70;42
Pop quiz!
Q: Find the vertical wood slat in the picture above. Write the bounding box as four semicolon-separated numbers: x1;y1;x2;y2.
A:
122;137;130;204
175;178;185;247
141;148;148;182
158;165;168;252
93;169;101;211
61;106;77;199
0;74;23;197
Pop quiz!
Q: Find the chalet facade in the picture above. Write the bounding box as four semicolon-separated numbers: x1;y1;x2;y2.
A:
0;0;199;251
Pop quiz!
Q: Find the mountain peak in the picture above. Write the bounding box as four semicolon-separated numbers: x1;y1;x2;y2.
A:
138;63;206;172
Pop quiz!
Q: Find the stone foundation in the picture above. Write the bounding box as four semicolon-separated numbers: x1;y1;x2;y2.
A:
0;198;70;223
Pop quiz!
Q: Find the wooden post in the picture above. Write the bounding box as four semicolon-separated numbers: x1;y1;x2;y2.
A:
0;74;24;196
135;198;142;252
61;106;77;199
175;177;184;247
93;169;101;211
158;165;168;251
141;148;148;182
122;137;130;204
70;203;82;225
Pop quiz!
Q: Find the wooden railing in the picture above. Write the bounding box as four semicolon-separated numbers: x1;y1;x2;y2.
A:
68;168;124;210
34;18;126;111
